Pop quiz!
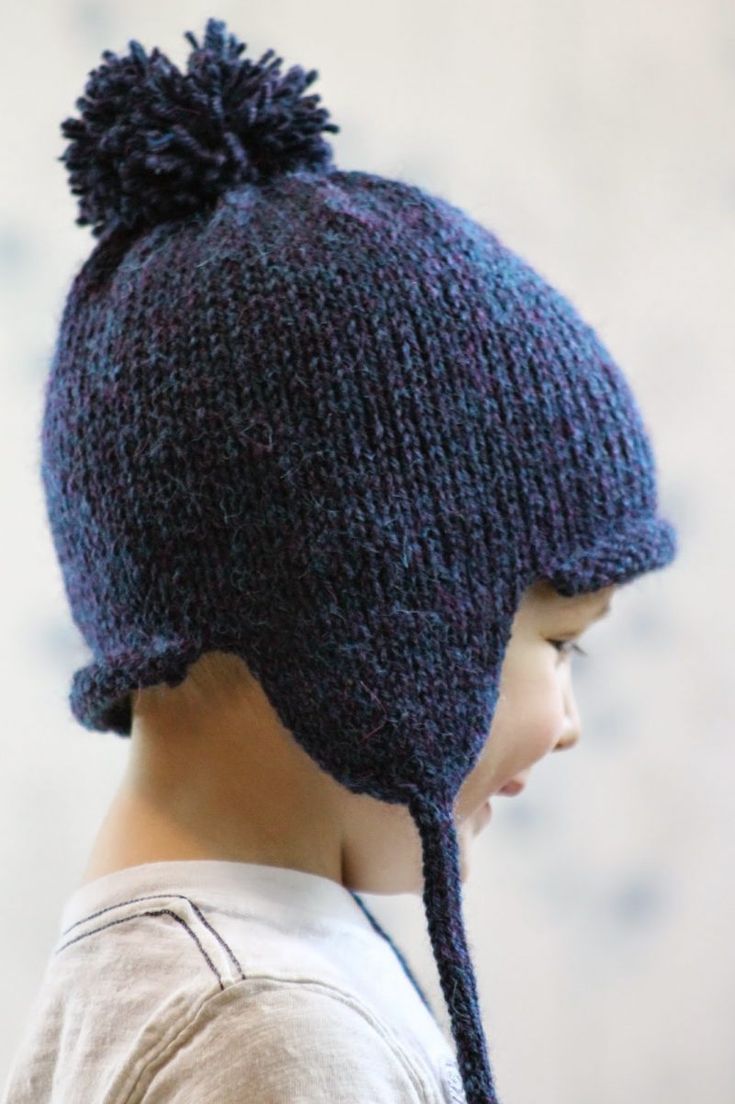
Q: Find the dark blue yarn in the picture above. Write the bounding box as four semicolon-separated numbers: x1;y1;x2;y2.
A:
41;18;680;1104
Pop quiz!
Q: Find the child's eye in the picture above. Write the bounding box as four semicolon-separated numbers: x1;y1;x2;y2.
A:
548;639;589;659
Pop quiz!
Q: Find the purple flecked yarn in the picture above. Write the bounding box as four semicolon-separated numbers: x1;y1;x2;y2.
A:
41;18;679;1103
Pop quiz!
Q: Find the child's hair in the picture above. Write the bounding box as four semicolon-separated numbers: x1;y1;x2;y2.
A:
43;18;679;1102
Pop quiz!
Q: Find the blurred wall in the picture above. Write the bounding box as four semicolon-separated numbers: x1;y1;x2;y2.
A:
2;1;733;1101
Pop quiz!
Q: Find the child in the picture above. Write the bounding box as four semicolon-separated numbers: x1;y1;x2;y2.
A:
2;17;678;1104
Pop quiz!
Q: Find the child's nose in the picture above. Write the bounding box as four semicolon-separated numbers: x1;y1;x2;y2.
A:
553;724;580;752
554;686;582;751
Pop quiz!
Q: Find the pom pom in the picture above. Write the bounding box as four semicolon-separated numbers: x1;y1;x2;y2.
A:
58;17;340;238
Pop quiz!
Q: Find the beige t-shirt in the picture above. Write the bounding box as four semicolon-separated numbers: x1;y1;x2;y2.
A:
1;860;467;1102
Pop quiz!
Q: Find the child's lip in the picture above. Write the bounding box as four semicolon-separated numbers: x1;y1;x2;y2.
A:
471;771;529;815
497;771;529;796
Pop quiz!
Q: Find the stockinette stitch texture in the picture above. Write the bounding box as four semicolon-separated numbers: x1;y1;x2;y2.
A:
42;17;679;1103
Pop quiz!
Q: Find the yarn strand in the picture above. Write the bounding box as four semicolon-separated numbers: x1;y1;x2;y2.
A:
410;794;501;1104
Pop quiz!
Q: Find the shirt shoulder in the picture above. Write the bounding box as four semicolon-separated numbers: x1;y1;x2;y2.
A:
139;976;441;1103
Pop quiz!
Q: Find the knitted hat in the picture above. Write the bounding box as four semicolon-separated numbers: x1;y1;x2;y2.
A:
43;18;678;1103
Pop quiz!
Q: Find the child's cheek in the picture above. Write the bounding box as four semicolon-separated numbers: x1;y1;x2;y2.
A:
515;685;568;771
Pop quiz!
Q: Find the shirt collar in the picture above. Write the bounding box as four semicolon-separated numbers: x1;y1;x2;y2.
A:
59;859;380;937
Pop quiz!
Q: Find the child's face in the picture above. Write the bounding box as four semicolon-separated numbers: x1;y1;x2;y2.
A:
456;579;616;820
340;579;617;894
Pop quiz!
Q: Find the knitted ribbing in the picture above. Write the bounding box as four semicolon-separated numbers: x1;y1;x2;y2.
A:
41;20;679;1103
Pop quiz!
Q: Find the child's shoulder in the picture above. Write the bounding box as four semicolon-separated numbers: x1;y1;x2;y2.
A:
141;976;440;1103
5;887;455;1104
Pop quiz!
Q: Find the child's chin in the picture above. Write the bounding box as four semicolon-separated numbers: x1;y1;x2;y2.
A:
466;797;493;834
